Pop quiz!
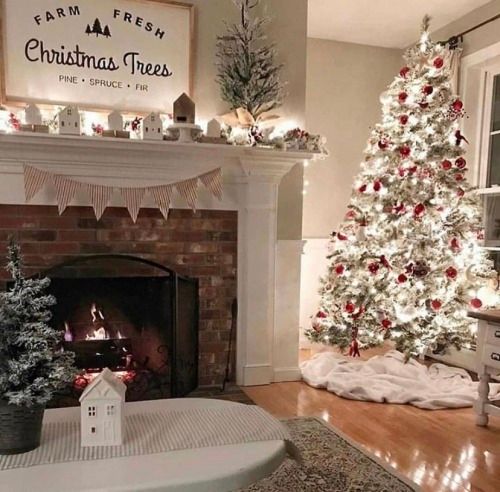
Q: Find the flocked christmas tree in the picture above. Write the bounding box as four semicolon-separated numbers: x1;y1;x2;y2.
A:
216;0;285;120
0;240;76;407
306;18;496;359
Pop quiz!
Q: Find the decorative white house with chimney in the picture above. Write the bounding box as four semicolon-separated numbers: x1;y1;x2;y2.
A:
79;368;126;447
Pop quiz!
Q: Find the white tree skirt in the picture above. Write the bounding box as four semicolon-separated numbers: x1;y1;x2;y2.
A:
301;350;500;410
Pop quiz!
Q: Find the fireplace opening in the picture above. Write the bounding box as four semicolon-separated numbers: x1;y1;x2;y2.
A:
40;255;199;407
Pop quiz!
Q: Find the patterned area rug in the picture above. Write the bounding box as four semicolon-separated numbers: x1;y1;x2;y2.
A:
242;417;418;492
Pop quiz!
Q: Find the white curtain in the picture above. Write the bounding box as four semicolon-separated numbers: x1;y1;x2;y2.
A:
445;46;463;94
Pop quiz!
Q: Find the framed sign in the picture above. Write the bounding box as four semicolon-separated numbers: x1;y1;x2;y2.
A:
0;0;194;113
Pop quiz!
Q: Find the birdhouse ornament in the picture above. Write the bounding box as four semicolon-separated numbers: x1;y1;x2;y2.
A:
79;368;126;447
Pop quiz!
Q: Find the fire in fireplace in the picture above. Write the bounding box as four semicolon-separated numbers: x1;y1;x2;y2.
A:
39;255;199;407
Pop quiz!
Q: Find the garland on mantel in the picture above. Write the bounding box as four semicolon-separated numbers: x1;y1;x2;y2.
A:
23;165;223;222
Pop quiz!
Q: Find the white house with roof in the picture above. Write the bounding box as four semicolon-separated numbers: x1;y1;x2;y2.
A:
79;368;126;447
142;112;163;140
57;105;81;135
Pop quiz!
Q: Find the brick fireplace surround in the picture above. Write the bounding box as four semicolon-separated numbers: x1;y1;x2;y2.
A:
0;133;316;388
0;204;237;387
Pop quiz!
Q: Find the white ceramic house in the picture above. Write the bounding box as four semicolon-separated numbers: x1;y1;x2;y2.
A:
57;106;81;135
24;104;42;125
79;368;126;447
142;112;163;140
108;110;124;131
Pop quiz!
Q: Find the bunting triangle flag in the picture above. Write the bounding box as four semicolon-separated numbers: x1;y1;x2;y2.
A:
176;178;199;211
54;175;81;215
149;184;173;220
200;168;223;200
120;187;146;223
23;164;52;202
84;183;114;220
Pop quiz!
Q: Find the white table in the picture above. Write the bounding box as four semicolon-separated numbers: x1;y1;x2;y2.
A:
0;399;286;492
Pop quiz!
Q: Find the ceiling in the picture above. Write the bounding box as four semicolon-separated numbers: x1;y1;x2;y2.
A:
307;0;492;48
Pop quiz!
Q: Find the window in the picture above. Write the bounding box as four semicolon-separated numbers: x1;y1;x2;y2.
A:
106;405;115;416
88;406;96;417
479;67;500;271
67;109;72;116
91;427;96;434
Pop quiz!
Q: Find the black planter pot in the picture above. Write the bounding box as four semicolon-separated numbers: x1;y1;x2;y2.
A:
0;400;44;455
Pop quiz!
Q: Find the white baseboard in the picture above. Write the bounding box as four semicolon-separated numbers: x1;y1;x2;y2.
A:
273;366;301;382
239;364;272;386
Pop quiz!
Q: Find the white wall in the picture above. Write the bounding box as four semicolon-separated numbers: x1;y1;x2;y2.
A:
300;38;402;344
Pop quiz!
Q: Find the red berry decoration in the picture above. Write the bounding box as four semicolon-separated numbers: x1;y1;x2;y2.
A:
414;203;426;217
423;85;433;95
397;273;408;284
450;238;461;251
431;300;442;311
419;102;429;109
345;302;355;314
399;66;410;78
393;203;406;215
378;139;389;150
335;264;345;275
457;188;465;198
373;180;382;192
446;267;458;280
433;57;444;69
470;298;483;309
337;233;348;241
455;157;466;169
399;145;411;158
455;173;464;182
399;115;409;125
316;311;327;319
452;99;464;112
345;210;356;220
382;319;392;329
358;184;367;193
368;262;380;274
441;160;452;170
398;92;408;103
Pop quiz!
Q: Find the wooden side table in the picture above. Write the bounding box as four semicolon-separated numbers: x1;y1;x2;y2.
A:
468;310;500;426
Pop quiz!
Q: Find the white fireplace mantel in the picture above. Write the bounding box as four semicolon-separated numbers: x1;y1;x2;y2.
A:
0;132;318;386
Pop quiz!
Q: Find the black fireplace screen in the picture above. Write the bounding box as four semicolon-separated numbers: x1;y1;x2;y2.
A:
40;255;199;407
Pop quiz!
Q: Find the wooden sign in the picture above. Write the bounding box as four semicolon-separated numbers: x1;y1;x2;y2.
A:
0;0;194;112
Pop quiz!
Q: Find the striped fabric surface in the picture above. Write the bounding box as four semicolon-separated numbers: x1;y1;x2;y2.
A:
0;406;290;470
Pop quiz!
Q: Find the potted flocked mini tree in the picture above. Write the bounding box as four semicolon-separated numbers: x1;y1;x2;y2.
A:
0;240;76;455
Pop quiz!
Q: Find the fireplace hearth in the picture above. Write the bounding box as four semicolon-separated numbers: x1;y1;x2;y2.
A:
41;255;199;407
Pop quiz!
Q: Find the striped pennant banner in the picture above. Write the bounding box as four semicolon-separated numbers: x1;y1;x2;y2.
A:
199;168;223;200
54;175;81;215
176;178;199;211
85;183;114;220
120;187;146;223
149;184;173;220
24;164;52;202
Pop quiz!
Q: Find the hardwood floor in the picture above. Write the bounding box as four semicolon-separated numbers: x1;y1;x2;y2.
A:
243;360;500;492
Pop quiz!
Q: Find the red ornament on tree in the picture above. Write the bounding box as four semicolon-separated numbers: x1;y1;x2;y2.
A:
431;299;442;311
378;139;389;150
399;115;409;125
414;203;426;217
433;57;444;69
397;273;408;284
441;159;452;170
457;188;465;198
398;92;408;103
380;255;391;269
335;264;345;275
399;66;410;78
470;298;483;309
381;319;392;330
445;266;458;280
399;145;411;158
455;173;464;182
419;102;429;109
358;184;367;193
368;262;380;274
393;203;406;215
455;157;466;169
423;85;434;95
345;302;356;314
452;99;464;112
373;180;382;192
337;232;348;241
316;311;327;319
450;237;461;252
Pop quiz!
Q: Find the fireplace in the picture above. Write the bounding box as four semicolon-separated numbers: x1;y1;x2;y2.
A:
42;255;199;407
